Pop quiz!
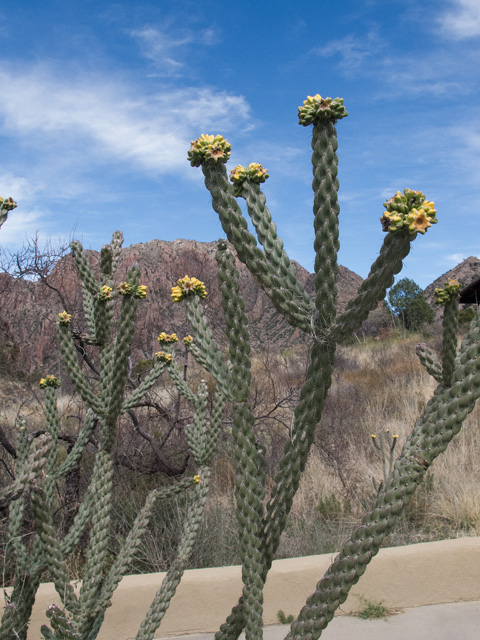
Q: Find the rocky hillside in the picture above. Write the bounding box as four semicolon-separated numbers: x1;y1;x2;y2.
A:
424;256;480;318
0;238;363;375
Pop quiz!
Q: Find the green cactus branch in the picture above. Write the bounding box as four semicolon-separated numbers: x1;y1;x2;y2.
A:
216;241;265;640
286;306;480;640
231;169;313;319
0;433;53;509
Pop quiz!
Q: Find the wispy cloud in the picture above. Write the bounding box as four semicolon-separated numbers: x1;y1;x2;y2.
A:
311;31;384;74
0;64;251;177
130;24;218;76
311;28;480;98
438;0;480;39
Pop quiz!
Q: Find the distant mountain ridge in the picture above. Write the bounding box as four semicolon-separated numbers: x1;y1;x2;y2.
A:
0;238;363;373
1;241;478;376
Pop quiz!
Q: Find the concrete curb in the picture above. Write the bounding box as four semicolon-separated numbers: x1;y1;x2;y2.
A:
6;537;480;639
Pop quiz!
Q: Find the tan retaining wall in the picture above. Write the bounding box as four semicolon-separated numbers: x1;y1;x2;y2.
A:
5;537;480;639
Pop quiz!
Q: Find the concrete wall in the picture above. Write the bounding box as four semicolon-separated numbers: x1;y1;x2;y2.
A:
5;537;480;639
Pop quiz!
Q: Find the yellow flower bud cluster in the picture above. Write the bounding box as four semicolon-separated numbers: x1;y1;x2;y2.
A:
171;275;207;302
155;351;172;364
188;134;231;167
39;375;61;389
98;285;113;300
58;311;72;326
193;475;201;484
117;282;133;295
230;163;269;196
0;196;17;211
117;282;147;299
134;285;147;299
158;332;178;345
183;335;194;346
380;189;437;235
298;95;348;126
434;278;461;305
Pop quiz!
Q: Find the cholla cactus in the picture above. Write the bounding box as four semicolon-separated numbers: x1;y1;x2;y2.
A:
0;229;227;640
3;94;480;640
188;94;480;640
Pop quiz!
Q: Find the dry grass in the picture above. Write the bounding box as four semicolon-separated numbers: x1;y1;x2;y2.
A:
1;330;479;575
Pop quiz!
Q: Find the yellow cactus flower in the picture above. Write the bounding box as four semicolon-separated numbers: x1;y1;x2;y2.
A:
155;351;172;364
117;282;133;295
158;332;178;344
39;375;61;389
171;275;207;302
407;209;431;234
193;475;201;484
58;311;72;326
134;285;147;299
98;285;113;300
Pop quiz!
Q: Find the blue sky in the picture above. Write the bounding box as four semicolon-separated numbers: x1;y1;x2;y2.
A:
1;0;480;288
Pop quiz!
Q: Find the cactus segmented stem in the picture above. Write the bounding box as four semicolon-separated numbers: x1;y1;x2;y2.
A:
233;175;313;325
135;467;212;640
216;242;265;640
198;158;312;331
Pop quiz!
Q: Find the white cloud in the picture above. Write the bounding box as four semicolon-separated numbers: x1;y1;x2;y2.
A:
311;32;383;74
438;0;480;39
311;29;480;98
0;65;252;176
130;25;219;75
0;207;49;246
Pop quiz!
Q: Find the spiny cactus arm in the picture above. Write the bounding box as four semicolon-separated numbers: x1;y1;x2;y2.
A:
70;241;98;296
216;241;265;640
285;312;480;640
0;196;17;229
214;340;336;640
416;342;442;382
41;605;81;640
334;188;437;342
42;385;61;505
434;279;461;387
190;140;311;332
55;410;97;478
204;386;228;465
178;291;232;385
5;418;34;575
86;477;201;637
31;488;79;614
82;283;97;339
135;467;211;640
299;97;347;326
57;319;103;415
167;360;198;403
184;380;209;464
121;360;169;412
0;433;53;509
76;450;114;637
59;480;94;556
100;244;113;278
0;569;43;640
100;267;141;449
332;231;413;342
232;172;312;310
110;230;124;274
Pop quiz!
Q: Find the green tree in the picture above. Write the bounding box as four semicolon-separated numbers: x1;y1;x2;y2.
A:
388;278;434;330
